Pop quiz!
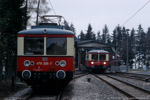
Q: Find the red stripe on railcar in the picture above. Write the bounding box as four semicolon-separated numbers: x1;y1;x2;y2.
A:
17;34;74;37
87;61;109;67
17;56;74;72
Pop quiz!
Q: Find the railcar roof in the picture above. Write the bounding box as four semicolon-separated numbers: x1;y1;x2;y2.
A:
88;50;109;53
18;28;74;35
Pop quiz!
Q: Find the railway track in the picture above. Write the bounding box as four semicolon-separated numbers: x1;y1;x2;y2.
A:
111;72;150;82
24;71;88;100
73;70;89;79
24;89;63;100
74;69;88;75
73;71;89;79
93;74;150;100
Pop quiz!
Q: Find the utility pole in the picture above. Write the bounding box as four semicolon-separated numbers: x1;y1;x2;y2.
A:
126;29;130;72
36;0;40;25
25;0;28;29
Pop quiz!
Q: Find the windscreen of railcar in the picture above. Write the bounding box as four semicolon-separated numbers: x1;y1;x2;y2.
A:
46;38;67;55
24;37;44;55
92;54;98;61
99;54;106;61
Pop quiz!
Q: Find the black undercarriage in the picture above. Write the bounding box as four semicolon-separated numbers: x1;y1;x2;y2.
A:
17;71;73;87
87;65;108;73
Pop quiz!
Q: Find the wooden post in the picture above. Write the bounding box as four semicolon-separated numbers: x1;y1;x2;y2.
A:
78;49;80;70
11;75;14;91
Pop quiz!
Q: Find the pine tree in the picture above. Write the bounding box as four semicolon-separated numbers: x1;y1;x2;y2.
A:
146;28;150;54
0;0;27;80
92;33;96;40
112;29;117;45
128;28;136;67
116;25;123;47
97;31;101;41
136;24;146;68
64;20;70;30
146;28;150;68
120;27;127;63
70;23;76;36
107;34;111;44
140;30;146;65
70;23;75;32
102;25;109;43
78;30;85;41
85;24;95;40
112;26;127;63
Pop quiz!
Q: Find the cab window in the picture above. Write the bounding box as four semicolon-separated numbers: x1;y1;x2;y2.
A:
92;54;98;61
99;54;106;61
24;37;44;55
46;37;67;55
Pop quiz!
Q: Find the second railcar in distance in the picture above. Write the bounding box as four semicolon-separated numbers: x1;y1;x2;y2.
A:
85;50;109;73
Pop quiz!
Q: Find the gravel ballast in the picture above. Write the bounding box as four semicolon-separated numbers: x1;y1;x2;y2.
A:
62;74;128;100
110;75;150;93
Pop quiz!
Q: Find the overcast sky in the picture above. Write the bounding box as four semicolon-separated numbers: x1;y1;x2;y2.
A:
50;0;150;35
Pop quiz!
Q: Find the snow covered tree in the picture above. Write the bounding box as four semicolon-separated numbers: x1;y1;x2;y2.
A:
97;31;101;41
27;0;51;25
146;27;150;68
136;24;146;68
128;28;136;67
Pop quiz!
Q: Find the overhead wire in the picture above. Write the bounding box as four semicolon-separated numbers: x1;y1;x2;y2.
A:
49;0;57;15
122;0;150;26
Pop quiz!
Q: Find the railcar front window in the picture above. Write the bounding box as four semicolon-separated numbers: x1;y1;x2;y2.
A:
24;37;44;55
99;54;106;61
92;54;98;61
46;38;67;55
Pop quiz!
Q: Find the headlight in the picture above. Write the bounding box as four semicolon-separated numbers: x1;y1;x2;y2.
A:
60;60;66;67
24;60;30;67
103;62;106;65
91;62;94;64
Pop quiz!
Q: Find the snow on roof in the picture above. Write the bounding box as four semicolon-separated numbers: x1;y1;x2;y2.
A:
88;50;109;53
18;28;74;35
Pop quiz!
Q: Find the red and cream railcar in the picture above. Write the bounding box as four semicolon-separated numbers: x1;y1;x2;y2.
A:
85;50;109;73
17;16;75;86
